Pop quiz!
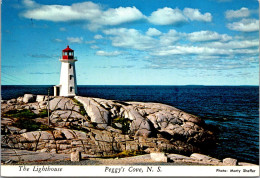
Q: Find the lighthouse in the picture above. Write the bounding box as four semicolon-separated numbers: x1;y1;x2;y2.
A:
54;45;77;97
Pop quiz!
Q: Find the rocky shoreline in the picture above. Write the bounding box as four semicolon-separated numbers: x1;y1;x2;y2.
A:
1;94;257;166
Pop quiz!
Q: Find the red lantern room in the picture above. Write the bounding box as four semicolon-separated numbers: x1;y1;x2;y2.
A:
62;45;74;60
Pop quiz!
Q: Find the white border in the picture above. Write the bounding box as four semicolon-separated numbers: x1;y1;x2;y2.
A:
1;165;259;177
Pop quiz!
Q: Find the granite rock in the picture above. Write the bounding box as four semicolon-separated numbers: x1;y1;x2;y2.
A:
223;158;237;166
23;94;36;103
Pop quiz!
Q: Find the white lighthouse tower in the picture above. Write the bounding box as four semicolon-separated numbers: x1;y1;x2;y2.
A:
54;45;77;97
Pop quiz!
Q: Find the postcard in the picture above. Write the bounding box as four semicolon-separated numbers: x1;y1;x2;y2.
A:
1;0;259;177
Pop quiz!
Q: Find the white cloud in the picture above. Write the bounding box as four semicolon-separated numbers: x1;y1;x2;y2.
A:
187;31;232;42
206;39;259;49
101;27;258;72
103;28;157;50
227;18;259;32
102;27;258;57
23;2;100;22
94;34;103;39
146;28;162;36
91;45;99;49
54;38;63;42
183;8;212;22
225;7;250;20
86;6;145;30
148;7;187;25
22;1;213;30
22;1;145;30
148;7;212;25
85;40;96;44
96;50;122;56
23;0;38;8
150;45;258;57
99;6;145;26
67;37;83;43
150;45;230;56
103;28;183;50
159;29;181;45
232;48;259;55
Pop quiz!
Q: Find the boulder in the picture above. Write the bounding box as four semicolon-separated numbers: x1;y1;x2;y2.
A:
49;98;80;111
7;99;16;105
74;96;109;129
190;153;213;161
1;100;7;104
71;151;81;162
56;128;75;139
6;126;21;134
36;95;45;102
21;131;54;141
150;152;168;162
23;94;36;103
190;153;221;164
168;154;195;161
17;97;23;103
124;106;152;136
223;158;237;166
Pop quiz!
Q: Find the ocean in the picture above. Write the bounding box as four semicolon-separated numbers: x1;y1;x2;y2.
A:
1;85;259;164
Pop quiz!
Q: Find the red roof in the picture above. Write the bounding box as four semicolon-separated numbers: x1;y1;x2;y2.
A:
62;45;73;52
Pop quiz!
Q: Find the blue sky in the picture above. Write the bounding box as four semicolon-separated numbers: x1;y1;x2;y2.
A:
2;0;259;85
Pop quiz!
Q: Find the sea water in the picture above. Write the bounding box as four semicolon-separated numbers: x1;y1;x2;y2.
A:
1;85;259;164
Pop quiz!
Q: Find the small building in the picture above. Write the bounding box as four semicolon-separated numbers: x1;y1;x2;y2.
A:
54;45;78;97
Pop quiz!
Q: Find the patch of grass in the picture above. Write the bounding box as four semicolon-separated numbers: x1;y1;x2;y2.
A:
13;118;40;131
4;109;37;119
4;109;49;119
38;109;49;118
72;98;87;116
13;118;52;131
3;109;52;131
112;117;130;134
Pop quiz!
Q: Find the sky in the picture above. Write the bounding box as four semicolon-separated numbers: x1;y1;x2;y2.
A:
1;0;259;85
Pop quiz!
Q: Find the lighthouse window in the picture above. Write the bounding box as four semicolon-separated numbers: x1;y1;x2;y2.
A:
70;75;73;80
69;64;72;69
70;87;73;92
